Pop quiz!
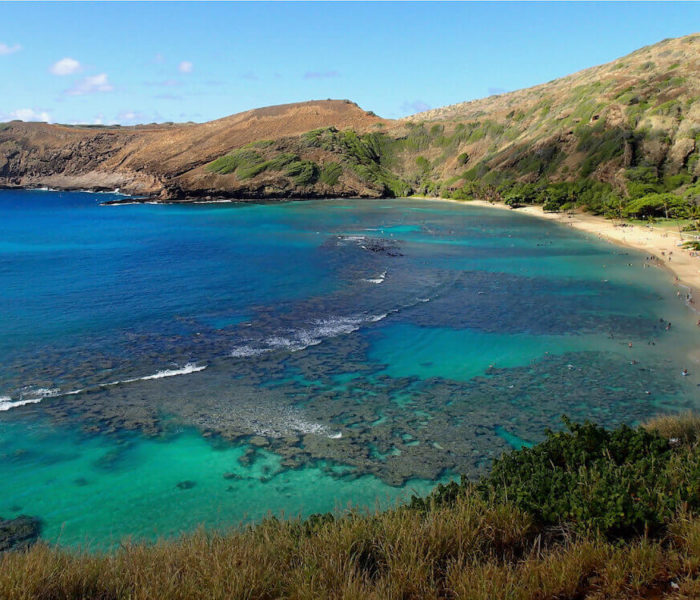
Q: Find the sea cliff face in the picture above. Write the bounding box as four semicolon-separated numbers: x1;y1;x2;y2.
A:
1;34;698;203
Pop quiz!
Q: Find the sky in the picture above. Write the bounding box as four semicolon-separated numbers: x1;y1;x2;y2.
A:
1;2;698;125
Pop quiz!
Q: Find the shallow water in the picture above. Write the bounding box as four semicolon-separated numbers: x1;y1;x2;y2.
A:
1;191;698;548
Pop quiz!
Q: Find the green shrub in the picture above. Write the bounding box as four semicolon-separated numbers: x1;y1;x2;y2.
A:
479;417;700;538
412;417;700;541
236;162;269;179
415;156;430;174
206;149;264;175
266;153;299;171
623;193;690;218
286;160;319;186
626;166;659;184
576;125;632;177
664;173;692;190
319;162;342;186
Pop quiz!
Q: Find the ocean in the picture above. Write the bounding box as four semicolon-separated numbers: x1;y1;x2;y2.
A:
1;189;698;548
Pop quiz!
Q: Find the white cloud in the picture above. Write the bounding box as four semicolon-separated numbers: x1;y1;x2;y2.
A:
178;61;193;73
0;43;21;56
64;114;116;126
50;57;81;76
65;73;114;96
116;110;147;124
3;108;51;123
401;100;431;114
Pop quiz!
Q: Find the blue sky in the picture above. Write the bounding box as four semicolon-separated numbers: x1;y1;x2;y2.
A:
1;2;698;125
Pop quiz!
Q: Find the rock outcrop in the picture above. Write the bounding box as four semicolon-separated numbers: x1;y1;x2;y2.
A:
0;515;42;552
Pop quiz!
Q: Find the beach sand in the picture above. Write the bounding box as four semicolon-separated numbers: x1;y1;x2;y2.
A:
428;198;700;310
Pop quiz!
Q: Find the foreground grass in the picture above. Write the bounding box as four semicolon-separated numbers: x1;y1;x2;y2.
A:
3;414;700;599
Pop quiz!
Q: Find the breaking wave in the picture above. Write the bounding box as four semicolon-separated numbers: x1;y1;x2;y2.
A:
125;363;207;381
0;396;43;412
230;313;389;358
363;270;387;284
0;387;60;411
0;364;207;411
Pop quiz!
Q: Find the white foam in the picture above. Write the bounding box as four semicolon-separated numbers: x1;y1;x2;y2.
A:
106;363;207;386
23;387;60;399
230;345;269;358
192;199;240;204
363;270;387;284
140;363;207;380
0;363;206;411
0;387;61;411
283;414;342;439
230;313;390;358
128;363;206;382
78;188;128;196
0;397;43;411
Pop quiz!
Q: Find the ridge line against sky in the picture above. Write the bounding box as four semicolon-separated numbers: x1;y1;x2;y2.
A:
0;1;698;126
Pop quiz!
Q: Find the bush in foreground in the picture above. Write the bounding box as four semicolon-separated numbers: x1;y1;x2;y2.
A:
3;415;700;599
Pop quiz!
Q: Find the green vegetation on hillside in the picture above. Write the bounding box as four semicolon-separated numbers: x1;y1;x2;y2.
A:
205;129;414;196
4;415;700;599
204;115;699;218
300;127;412;196
199;34;699;214
206;148;321;186
415;416;700;540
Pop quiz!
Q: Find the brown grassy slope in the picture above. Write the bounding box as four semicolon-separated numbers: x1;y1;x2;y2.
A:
0;100;386;198
2;491;700;599
391;33;700;187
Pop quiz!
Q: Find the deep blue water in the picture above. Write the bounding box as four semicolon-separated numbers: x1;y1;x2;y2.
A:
1;190;698;547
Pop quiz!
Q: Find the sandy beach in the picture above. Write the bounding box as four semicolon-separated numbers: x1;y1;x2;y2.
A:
429;198;700;308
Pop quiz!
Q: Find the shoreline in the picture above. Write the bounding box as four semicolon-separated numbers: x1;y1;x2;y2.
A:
425;197;700;312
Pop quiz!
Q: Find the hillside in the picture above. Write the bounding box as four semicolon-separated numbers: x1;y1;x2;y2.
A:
0;34;699;210
390;33;700;212
0;100;387;199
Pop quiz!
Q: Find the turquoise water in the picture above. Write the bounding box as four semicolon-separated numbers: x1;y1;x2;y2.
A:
1;190;699;548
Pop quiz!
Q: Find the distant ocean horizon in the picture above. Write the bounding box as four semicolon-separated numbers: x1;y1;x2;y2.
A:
1;189;698;548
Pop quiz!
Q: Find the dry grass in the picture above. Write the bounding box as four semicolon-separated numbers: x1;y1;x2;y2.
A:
644;412;700;446
2;495;700;599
